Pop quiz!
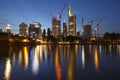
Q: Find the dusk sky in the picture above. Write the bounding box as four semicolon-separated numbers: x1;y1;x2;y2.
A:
0;0;120;35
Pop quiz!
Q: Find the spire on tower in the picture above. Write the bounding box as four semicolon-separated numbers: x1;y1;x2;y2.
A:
68;6;72;17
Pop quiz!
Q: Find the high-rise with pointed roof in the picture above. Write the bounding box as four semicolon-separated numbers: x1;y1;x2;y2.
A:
68;6;76;36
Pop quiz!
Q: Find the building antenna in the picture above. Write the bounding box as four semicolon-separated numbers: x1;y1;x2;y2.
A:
68;0;70;7
82;18;84;26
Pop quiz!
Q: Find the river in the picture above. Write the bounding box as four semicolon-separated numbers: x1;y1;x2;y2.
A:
0;45;120;80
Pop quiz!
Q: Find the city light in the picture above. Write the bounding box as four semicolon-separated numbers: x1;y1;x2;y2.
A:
22;39;29;42
6;24;11;29
0;0;120;80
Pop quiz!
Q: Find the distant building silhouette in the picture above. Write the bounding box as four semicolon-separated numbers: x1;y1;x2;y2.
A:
19;22;27;37
63;22;67;37
77;31;80;37
0;27;2;33
68;7;76;36
29;24;34;38
83;25;92;40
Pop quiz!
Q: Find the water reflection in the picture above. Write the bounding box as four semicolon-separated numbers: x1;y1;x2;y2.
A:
94;46;99;72
63;45;68;64
4;58;12;80
117;45;120;56
105;45;118;56
99;45;102;54
12;53;15;66
54;45;62;80
23;47;28;70
82;45;85;69
0;45;120;80
109;45;112;55
32;46;40;74
68;45;76;80
82;45;92;62
19;49;22;66
42;45;47;62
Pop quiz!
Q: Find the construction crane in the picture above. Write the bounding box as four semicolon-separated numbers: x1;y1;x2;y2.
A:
88;16;106;37
81;18;84;26
88;17;103;25
49;10;53;18
95;18;104;37
57;2;68;35
57;2;67;20
88;16;107;26
93;17;106;38
50;10;55;19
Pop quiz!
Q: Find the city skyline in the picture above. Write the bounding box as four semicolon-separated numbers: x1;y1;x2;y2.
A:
0;0;120;35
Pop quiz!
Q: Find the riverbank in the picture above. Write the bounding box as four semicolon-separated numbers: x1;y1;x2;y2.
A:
0;40;120;46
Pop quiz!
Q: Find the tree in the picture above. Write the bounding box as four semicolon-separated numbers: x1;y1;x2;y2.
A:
47;28;51;37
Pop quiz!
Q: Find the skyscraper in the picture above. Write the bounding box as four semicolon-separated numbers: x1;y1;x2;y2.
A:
28;22;42;40
33;22;42;40
19;22;27;36
68;7;76;36
83;25;92;40
29;24;34;38
52;17;61;37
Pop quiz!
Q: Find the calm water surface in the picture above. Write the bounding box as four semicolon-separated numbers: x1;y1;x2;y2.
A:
0;45;120;80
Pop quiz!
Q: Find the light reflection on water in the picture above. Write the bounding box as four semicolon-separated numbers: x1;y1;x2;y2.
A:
32;46;40;74
94;46;99;72
23;47;28;70
82;45;85;69
4;58;11;80
18;49;22;66
54;46;62;80
0;45;120;80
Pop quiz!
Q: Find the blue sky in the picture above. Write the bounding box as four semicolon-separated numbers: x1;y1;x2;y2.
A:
0;0;120;35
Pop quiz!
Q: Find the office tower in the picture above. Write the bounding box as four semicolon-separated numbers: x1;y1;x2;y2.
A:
28;24;34;38
52;17;60;37
68;7;76;36
83;25;92;40
28;22;42;40
19;22;27;36
33;22;42;40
